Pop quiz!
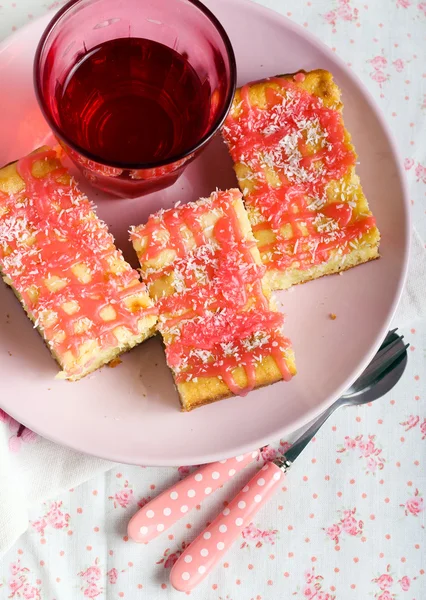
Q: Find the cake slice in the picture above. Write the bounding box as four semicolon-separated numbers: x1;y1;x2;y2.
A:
0;147;157;380
222;69;380;290
131;189;296;411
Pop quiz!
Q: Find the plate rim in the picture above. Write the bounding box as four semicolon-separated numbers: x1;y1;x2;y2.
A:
0;1;411;465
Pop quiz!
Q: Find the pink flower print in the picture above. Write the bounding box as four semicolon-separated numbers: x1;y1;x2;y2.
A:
156;541;189;568
304;570;315;584
114;488;133;508
341;514;361;536
400;415;420;431
296;569;335;599
368;54;390;88
397;0;411;6
325;508;363;544
84;583;102;598
404;158;414;170
107;568;118;584
260;445;277;462
46;501;70;529
261;529;278;544
398;576;410;591
337;434;385;472
137;496;152;508
242;523;261;541
358;439;375;457
240;523;277;548
371;71;388;84
323;0;357;25
31;501;69;535
323;10;337;25
22;584;40;599
377;592;393;600
367;456;378;471
79;560;104;598
178;465;191;477
325;523;341;544
109;479;133;508
336;0;358;21
376;573;394;590
415;163;426;184
164;553;180;569
372;565;397;599
30;518;47;536
370;56;388;70
393;59;404;72
401;489;424;516
400;414;426;440
80;566;101;584
9;578;24;596
344;436;357;449
303;586;316;598
10;562;22;576
8;562;40;599
279;440;292;453
419;2;426;16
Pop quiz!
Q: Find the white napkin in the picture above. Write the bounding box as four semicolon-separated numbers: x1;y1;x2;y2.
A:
0;228;425;556
0;423;113;555
392;228;426;327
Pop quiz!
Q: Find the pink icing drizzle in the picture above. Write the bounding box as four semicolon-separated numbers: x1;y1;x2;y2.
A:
223;77;377;271
132;190;293;395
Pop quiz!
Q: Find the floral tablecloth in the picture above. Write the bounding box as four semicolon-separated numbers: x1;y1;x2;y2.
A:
1;0;425;599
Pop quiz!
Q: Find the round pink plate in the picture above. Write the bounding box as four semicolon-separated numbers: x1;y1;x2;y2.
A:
0;0;409;465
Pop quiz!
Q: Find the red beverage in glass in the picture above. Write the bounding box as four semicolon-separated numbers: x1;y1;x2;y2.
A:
57;38;211;165
34;0;236;198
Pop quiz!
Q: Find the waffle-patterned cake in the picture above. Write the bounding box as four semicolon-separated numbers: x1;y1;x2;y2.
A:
131;189;296;411
222;69;380;290
0;147;157;380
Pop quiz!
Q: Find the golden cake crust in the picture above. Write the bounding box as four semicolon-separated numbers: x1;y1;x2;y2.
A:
222;69;380;291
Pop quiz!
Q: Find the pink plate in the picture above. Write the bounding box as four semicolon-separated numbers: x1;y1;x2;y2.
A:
0;0;409;466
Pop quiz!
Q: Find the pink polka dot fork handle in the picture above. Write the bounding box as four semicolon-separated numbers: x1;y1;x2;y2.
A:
127;451;259;544
170;460;286;592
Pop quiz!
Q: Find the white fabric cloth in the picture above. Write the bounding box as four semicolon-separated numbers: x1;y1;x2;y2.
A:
0;429;113;555
0;1;426;599
393;229;426;327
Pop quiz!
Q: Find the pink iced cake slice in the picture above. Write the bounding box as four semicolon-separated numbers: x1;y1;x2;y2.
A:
222;69;380;290
0;147;157;380
131;188;296;411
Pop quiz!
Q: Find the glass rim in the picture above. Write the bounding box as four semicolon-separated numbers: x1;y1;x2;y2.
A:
33;0;237;171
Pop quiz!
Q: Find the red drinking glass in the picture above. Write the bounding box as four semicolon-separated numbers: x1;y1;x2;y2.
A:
34;0;236;198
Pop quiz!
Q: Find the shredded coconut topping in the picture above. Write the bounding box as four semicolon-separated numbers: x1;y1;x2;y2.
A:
131;189;293;394
222;75;377;274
